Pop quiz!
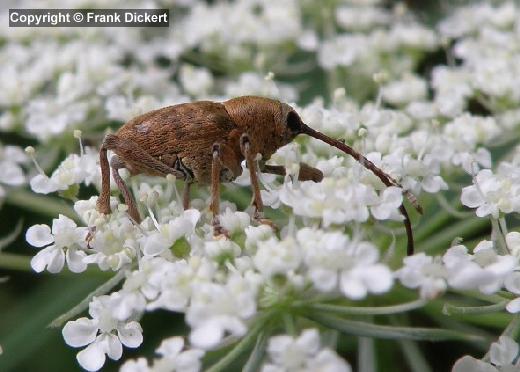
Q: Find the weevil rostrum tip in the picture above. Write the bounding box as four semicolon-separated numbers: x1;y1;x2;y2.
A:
96;96;421;255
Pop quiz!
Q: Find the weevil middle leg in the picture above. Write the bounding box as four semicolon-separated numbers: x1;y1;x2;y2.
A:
210;143;229;237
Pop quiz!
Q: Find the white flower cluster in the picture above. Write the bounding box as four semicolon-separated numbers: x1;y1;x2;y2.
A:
0;145;28;201
453;336;520;372
261;329;351;372
397;240;519;301
121;336;204;372
461;150;520;218
25;184;395;369
438;2;520;115
8;0;520;371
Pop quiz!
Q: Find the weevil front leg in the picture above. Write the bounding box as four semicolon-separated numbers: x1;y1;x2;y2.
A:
210;143;229;238
240;134;277;231
261;163;323;183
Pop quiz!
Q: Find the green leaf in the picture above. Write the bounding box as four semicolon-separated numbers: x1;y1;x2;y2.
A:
242;331;269;372
48;270;126;328
0;275;106;371
307;312;486;343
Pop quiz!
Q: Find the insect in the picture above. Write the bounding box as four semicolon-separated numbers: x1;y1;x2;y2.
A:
96;96;421;254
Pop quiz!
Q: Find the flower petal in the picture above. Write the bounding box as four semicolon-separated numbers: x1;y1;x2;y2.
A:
118;321;143;348
62;318;98;347
190;321;224;350
76;341;106;372
506;298;520;314
26;224;54;247
452;355;498;372
66;248;88;273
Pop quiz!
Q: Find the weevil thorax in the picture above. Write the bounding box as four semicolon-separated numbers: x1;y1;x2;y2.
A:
223;96;302;160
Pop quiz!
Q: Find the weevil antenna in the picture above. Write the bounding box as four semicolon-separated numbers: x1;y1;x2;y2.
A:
300;123;420;255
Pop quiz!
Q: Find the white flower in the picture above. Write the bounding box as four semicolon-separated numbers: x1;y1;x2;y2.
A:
84;214;138;271
180;65;214;97
254;236;302;278
461;169;520;218
186;273;258;349
62;295;143;371
338;242;393;299
29;148;100;195
141;209;200;257
262;329;351;372
395;253;448;299
443;244;516;294
121;337;204;372
147;257;215;312
0;145;27;187
225;72;298;102
370;186;403;220
381;74;427;106
26;215;88;273
504;272;520;313
452;336;519;372
218;208;250;235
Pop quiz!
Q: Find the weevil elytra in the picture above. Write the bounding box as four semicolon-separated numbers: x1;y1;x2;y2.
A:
96;96;421;254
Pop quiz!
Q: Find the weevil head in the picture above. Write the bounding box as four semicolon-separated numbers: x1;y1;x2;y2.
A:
223;96;305;157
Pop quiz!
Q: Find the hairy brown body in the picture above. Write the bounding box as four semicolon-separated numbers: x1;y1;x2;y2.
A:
96;95;420;254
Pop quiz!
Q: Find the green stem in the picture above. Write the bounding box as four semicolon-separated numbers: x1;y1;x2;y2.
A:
358;336;376;372
0;219;23;251
305;299;427;316
48;270;126;328
6;188;78;222
0;253;32;271
442;301;507;316
491;218;508;254
434;193;474;219
307;312;486;343
419;217;489;254
206;312;273;372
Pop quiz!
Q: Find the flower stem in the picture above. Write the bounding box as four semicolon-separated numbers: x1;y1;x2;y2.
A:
0;253;32;271
307;312;486;343
48;270;126;328
6;188;78;222
206;312;273;372
304;299;427;316
442;301;507;316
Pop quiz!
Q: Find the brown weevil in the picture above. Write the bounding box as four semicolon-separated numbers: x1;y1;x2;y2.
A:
96;96;422;254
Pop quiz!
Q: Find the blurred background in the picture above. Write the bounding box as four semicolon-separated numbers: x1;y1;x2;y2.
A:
0;0;510;371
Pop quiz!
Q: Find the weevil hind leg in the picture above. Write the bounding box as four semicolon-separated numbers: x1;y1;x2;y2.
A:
96;133;186;222
240;134;278;232
96;142;112;215
210;143;229;238
110;155;141;223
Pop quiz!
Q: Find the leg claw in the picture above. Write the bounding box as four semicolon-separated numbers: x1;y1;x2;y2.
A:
212;219;230;239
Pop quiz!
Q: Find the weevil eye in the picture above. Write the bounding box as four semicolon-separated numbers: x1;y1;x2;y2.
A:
286;111;302;132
